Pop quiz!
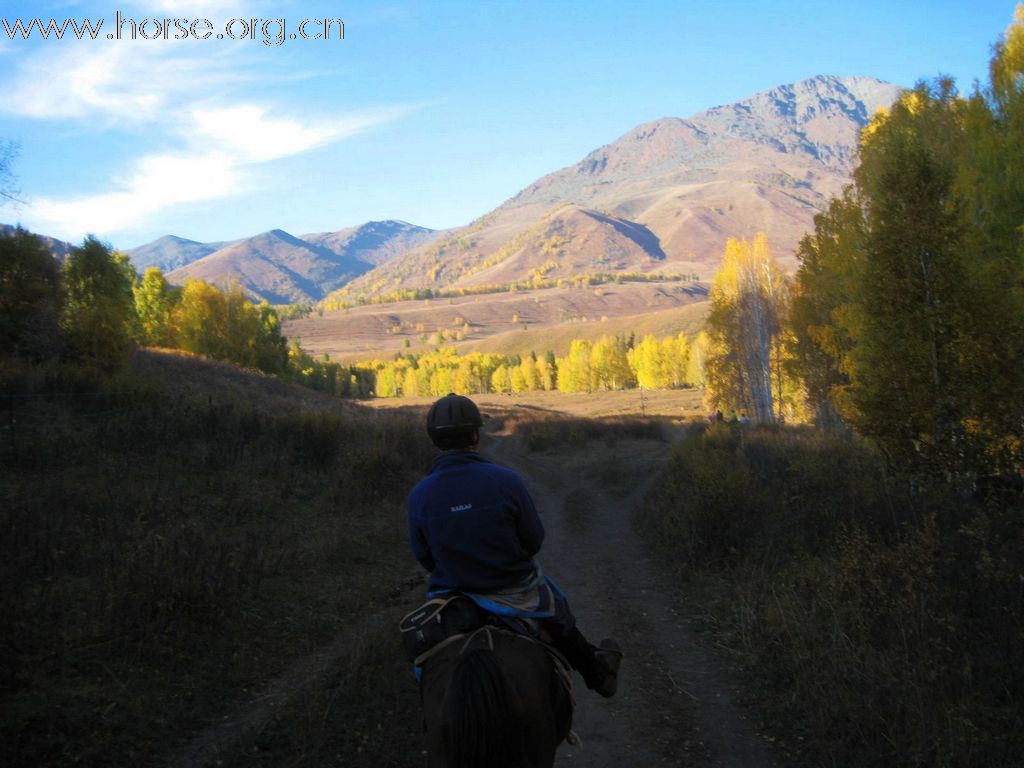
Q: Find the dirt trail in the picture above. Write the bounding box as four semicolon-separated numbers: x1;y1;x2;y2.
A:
483;428;778;768
166;424;780;767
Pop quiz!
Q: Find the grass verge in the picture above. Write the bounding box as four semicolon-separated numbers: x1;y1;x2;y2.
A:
638;423;1024;767
1;350;434;767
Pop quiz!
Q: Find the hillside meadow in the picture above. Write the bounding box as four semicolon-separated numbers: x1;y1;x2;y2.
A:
283;280;709;363
1;350;435;766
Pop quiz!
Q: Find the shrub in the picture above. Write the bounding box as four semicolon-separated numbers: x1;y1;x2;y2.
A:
640;424;1024;767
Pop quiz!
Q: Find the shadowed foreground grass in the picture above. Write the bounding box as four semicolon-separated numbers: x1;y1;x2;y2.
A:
639;423;1024;767
1;350;434;767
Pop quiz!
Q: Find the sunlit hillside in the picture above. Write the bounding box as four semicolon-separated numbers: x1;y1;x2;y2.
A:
284;280;709;362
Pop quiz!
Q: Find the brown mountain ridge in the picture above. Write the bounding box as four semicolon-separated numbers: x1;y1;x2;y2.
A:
331;74;902;303
163;220;441;304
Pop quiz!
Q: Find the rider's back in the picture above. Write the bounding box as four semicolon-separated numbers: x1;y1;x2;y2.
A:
407;449;543;593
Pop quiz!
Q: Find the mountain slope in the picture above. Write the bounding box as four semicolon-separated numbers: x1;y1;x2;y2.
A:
165;221;439;304
126;235;230;273
167;229;371;305
458;205;668;288
301;220;440;267
335;75;901;301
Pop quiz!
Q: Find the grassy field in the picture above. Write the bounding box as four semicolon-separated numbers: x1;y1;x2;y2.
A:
283;281;709;363
362;387;707;420
1;350;435;767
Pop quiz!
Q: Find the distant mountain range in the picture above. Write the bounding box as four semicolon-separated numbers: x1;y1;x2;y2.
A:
333;75;902;302
141;220;441;304
127;235;234;273
4;75;903;306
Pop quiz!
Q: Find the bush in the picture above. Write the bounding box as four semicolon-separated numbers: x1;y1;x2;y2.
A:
640;424;1024;767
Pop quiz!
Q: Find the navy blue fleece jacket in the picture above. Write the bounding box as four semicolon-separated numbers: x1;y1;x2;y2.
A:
407;450;544;593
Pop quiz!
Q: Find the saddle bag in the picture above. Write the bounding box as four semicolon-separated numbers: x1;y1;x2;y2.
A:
400;595;482;665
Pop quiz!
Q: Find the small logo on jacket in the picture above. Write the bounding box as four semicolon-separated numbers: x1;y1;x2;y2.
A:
450;503;473;512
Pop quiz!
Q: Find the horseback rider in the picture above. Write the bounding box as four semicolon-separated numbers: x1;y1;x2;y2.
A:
407;393;622;697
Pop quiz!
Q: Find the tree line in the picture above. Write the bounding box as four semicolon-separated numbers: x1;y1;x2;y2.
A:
704;8;1024;483
0;229;705;400
348;330;705;398
1;231;298;378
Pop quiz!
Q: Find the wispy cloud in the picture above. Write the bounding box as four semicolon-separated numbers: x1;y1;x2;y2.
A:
2;34;414;238
24;103;412;237
189;104;412;162
3;43;247;123
29;152;238;233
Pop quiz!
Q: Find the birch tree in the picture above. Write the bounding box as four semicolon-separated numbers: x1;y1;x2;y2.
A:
705;234;790;423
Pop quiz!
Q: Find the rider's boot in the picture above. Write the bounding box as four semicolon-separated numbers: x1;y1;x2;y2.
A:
551;627;622;698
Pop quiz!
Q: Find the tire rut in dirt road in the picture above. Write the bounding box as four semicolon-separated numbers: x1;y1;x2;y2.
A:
485;432;777;768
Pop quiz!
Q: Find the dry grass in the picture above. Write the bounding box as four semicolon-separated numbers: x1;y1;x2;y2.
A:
640;424;1024;767
0;351;434;767
363;387;707;421
283;281;708;362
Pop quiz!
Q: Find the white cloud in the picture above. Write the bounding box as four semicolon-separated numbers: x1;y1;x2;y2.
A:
2;22;415;238
2;43;247;123
22;104;414;239
189;104;411;162
9;46;156;121
29;152;238;235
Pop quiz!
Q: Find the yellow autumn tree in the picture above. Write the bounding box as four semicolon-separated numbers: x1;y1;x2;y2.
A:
590;334;635;390
556;340;592;393
705;233;791;422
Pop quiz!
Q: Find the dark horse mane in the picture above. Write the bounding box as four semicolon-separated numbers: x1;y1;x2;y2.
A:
442;647;525;768
421;627;573;768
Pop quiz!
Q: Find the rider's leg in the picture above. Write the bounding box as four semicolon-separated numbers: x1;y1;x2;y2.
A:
548;624;621;697
542;593;621;697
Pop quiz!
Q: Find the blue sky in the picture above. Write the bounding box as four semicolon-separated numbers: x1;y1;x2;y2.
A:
0;1;1017;249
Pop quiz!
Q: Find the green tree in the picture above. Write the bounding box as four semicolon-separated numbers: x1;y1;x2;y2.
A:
788;192;865;427
846;81;984;476
62;236;136;370
253;301;288;374
788;11;1024;479
0;227;63;359
133;267;178;348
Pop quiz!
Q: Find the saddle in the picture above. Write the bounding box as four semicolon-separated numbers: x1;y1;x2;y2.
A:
400;594;484;667
400;594;557;668
401;594;578;744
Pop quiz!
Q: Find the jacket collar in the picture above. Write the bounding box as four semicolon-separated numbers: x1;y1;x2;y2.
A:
431;449;491;472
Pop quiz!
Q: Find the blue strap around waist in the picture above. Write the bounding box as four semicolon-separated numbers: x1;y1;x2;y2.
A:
427;575;565;620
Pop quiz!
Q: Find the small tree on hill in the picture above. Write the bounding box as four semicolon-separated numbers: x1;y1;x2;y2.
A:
62;236;136;370
133;267;179;348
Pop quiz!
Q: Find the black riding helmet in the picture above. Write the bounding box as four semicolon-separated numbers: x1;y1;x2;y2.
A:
426;393;483;449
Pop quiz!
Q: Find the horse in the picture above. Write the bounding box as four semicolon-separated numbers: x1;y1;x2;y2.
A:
418;625;574;768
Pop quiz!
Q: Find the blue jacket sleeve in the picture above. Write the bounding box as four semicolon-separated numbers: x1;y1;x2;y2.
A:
407;493;435;573
513;477;544;556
